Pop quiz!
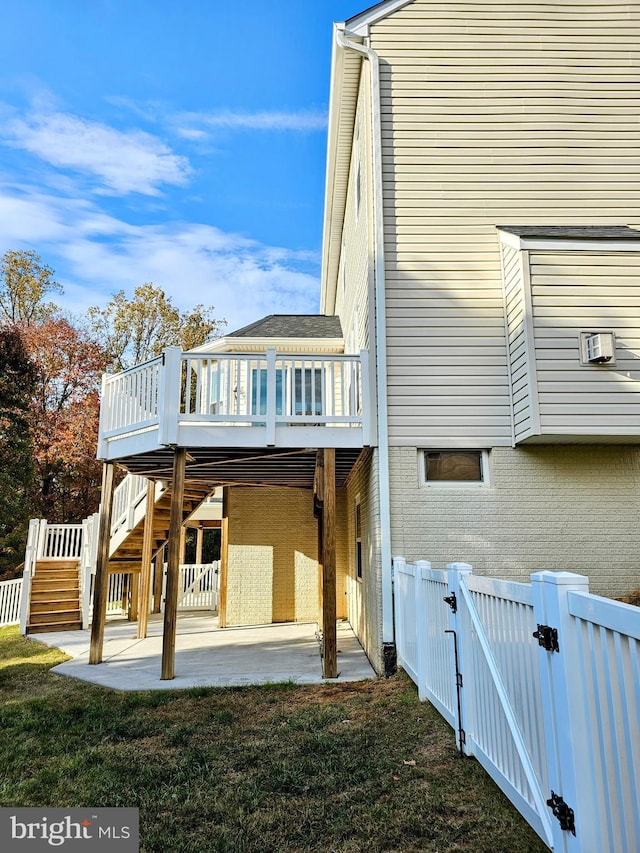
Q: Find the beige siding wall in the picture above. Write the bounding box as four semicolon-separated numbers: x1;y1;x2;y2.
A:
501;243;531;442
370;0;640;447
336;72;373;356
345;451;384;673
389;444;640;599
225;486;348;626
530;250;640;437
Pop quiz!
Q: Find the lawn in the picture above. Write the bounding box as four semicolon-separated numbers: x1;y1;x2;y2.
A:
0;626;548;852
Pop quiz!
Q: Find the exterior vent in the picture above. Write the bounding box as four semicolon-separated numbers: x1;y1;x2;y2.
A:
579;331;616;365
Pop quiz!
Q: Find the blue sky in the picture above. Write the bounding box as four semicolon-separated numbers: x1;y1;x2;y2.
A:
0;1;366;332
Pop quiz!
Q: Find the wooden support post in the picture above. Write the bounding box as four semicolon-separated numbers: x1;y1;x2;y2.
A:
161;448;186;680
180;525;186;565
153;545;164;613
195;525;203;565
137;480;156;639
89;462;116;665
129;572;139;621
218;487;229;628
321;448;338;678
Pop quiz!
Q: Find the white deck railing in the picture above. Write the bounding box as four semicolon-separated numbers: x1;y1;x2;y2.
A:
393;557;640;852
99;347;369;454
0;578;22;627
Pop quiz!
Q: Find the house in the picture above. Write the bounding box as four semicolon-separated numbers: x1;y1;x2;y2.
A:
22;0;640;680
319;0;640;672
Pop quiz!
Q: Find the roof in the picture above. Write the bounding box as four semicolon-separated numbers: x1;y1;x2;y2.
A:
497;226;640;241
228;314;343;339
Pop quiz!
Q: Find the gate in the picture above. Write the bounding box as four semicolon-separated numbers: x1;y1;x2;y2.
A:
393;558;640;852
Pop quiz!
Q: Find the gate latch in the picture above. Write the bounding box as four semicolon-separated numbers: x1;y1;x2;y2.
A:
533;624;559;652
547;791;576;835
443;592;457;613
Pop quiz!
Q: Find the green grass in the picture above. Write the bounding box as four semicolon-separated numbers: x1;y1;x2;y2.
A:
0;626;548;852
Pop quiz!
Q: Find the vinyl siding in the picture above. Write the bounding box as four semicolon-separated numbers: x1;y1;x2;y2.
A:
530;250;640;437
501;243;537;442
369;0;640;447
336;72;373;357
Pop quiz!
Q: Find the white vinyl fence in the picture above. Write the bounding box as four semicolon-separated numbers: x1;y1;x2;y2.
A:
393;558;640;853
0;578;22;627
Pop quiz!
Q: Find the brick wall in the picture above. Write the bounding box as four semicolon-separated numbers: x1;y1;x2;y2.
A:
389;445;640;598
226;486;348;626
346;451;385;673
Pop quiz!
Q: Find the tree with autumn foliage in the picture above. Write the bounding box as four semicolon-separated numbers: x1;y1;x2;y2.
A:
88;283;225;371
0;250;62;327
22;318;108;522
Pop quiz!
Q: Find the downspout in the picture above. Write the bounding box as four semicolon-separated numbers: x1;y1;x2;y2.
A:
335;27;395;653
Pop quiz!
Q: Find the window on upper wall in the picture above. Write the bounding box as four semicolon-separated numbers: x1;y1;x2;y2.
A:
354;501;363;580
422;450;489;486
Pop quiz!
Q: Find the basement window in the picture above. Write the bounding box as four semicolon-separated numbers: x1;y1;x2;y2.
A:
422;450;488;486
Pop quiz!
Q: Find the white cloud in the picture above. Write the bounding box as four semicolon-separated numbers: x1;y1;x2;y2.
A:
173;108;328;137
0;183;319;330
4;111;192;195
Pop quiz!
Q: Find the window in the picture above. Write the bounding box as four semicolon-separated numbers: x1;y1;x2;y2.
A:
354;501;363;580
293;367;323;416
423;450;488;485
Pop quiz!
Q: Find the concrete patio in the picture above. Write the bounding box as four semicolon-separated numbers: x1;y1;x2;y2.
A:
27;613;377;691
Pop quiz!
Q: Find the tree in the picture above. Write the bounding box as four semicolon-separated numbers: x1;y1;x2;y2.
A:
23;319;108;521
88;283;225;371
0;327;36;576
0;250;62;327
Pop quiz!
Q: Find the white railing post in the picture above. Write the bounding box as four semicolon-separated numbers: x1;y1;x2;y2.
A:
446;562;473;757
265;348;277;446
97;373;111;459
414;560;431;701
392;556;405;667
531;570;590;852
360;349;371;445
125;475;136;531
19;518;40;634
157;346;182;446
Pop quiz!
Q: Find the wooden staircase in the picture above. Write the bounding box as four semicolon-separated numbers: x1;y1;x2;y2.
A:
108;482;213;570
27;559;82;633
23;480;212;633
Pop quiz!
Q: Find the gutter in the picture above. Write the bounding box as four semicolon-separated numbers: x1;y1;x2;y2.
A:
335;27;394;647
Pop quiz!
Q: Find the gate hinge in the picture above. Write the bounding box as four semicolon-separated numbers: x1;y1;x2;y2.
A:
547;791;576;835
456;672;463;688
443;592;457;613
533;624;559;653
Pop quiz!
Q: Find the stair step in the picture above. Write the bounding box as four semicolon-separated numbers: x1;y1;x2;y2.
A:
29;609;81;625
35;560;79;570
30;599;79;614
31;589;79;603
33;568;79;580
31;578;79;591
27;620;82;634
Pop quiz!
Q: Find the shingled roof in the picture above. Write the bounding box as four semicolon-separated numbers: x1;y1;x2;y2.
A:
228;314;343;339
497;225;640;240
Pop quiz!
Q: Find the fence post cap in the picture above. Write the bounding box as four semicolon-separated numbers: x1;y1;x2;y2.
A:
530;570;589;587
